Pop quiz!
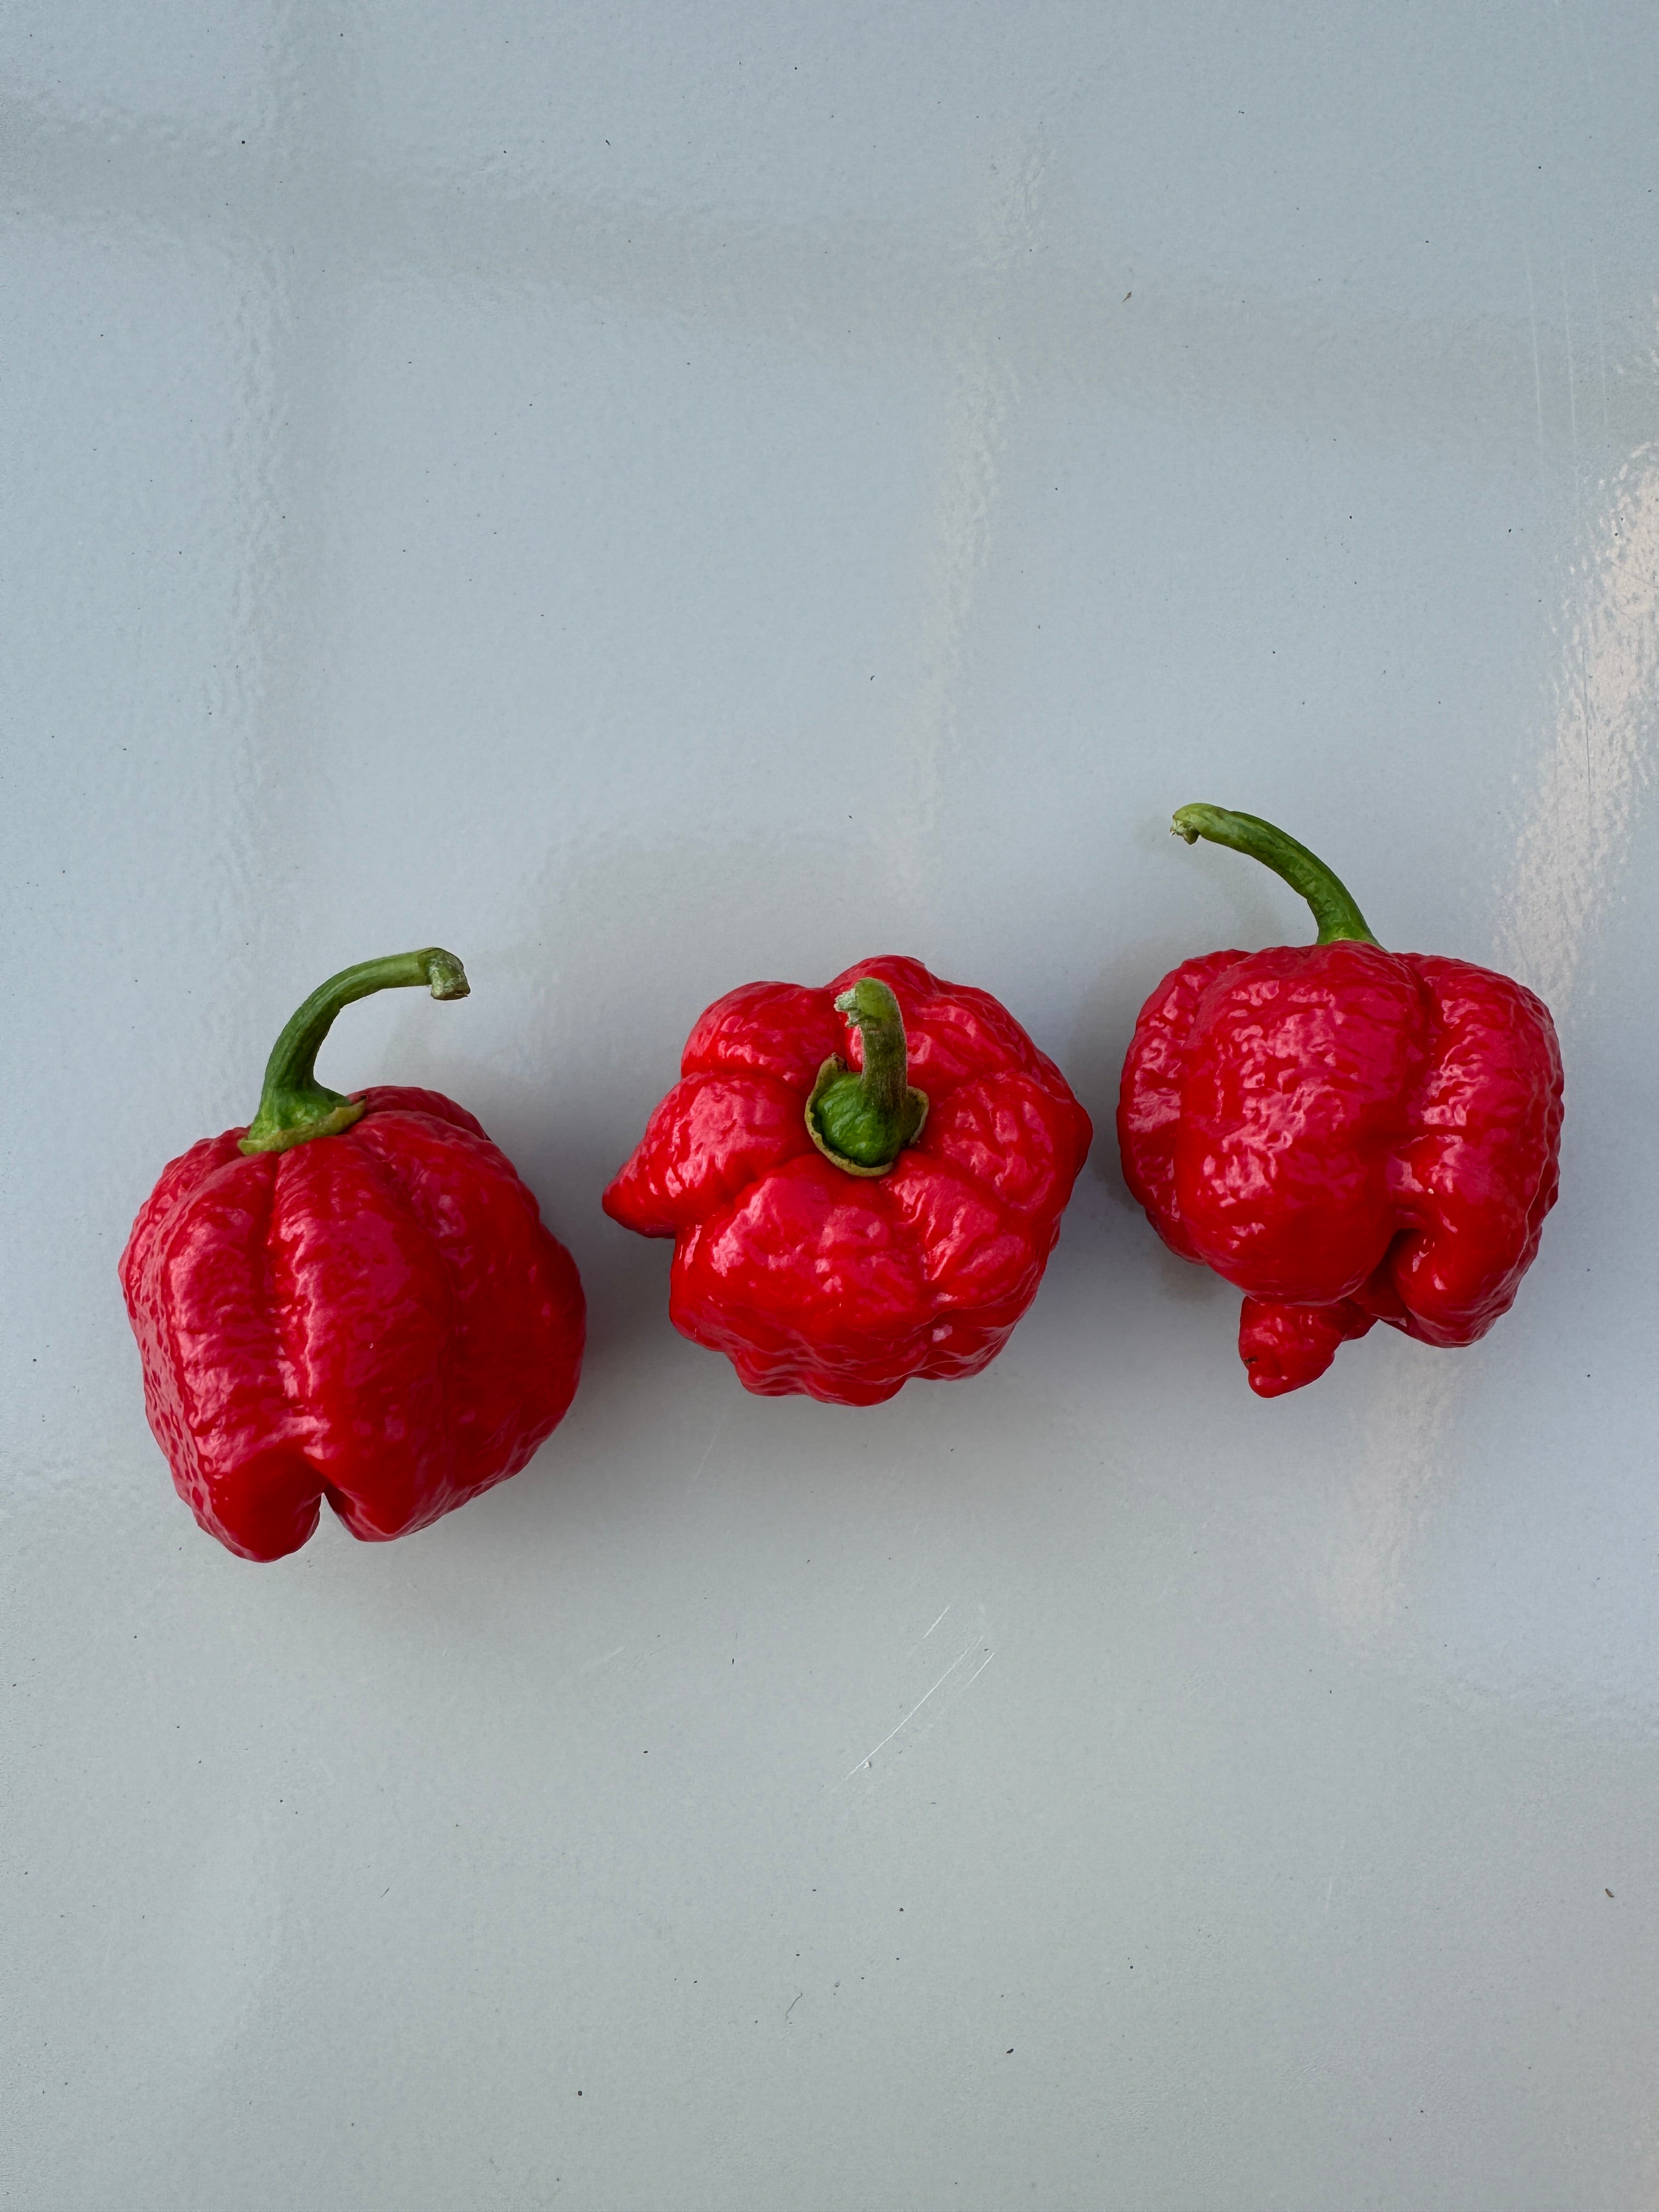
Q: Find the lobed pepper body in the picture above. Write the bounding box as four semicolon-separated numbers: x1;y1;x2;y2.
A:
122;1086;584;1561
604;955;1093;1406
121;954;585;1560
1117;810;1563;1396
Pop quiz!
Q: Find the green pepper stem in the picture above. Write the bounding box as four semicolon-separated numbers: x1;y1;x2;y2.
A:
1171;805;1379;946
805;978;929;1176
239;949;469;1156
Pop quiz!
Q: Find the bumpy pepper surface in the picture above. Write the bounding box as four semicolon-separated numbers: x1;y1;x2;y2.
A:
1117;806;1563;1396
603;956;1093;1405
120;950;585;1561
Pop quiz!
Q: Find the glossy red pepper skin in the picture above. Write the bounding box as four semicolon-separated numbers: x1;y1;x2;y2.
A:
122;953;585;1562
1118;811;1564;1397
603;956;1093;1406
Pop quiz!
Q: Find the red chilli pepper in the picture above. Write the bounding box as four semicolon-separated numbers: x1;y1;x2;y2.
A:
120;950;585;1561
1118;806;1563;1397
603;956;1093;1406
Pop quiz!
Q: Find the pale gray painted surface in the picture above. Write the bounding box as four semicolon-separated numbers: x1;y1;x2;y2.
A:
4;5;1658;2205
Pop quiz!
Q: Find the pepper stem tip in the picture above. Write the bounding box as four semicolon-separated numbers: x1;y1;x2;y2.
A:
424;950;470;1002
806;973;928;1176
1169;803;1378;947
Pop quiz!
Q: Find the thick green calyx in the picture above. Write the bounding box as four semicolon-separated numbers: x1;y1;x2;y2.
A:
805;977;929;1177
239;948;469;1156
1171;804;1379;947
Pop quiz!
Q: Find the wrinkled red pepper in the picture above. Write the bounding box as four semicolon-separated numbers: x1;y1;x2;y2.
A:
121;950;585;1560
1117;806;1563;1397
603;956;1092;1404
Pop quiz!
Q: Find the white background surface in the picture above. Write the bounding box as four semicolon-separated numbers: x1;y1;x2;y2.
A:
5;4;1658;2205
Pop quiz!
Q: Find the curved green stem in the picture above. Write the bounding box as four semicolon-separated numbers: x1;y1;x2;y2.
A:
239;949;469;1156
1171;805;1378;946
805;978;929;1176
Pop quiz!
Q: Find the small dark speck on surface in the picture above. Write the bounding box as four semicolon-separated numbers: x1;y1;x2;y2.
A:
1607;1889;1615;1898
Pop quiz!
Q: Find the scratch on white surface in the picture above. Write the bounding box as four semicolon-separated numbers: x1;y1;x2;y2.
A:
881;138;1041;902
836;1637;991;1786
687;1409;727;1489
1524;247;1548;480
1324;1835;1348;1916
908;1596;982;1663
1561;248;1582;524
579;1645;626;1677
122;608;146;751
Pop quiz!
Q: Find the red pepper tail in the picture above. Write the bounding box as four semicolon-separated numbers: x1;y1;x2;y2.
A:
1238;1296;1376;1398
